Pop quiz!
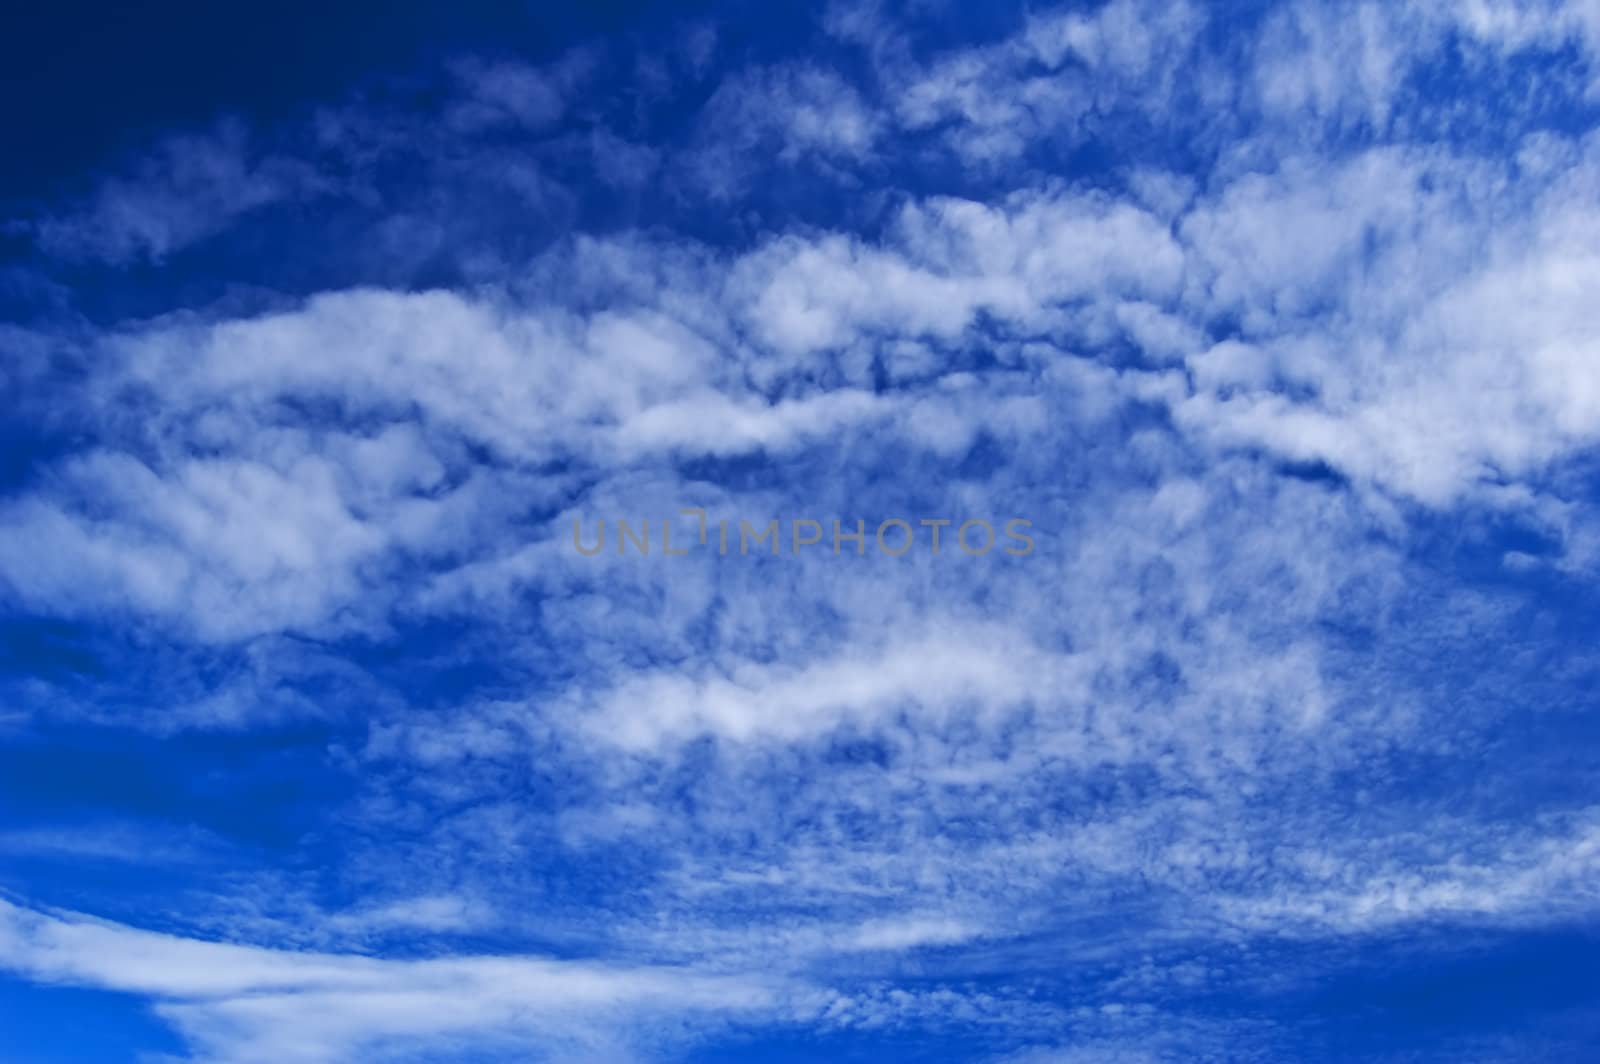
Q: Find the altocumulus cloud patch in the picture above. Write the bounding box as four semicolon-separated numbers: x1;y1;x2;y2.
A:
3;1;1600;1061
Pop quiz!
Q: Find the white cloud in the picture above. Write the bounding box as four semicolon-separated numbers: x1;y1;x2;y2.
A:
680;64;881;197
1173;138;1600;505
25;121;325;264
1218;810;1600;933
0;898;811;1063
580;622;1070;749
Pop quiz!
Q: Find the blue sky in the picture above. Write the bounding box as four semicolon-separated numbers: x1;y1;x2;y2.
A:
3;1;1600;1061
